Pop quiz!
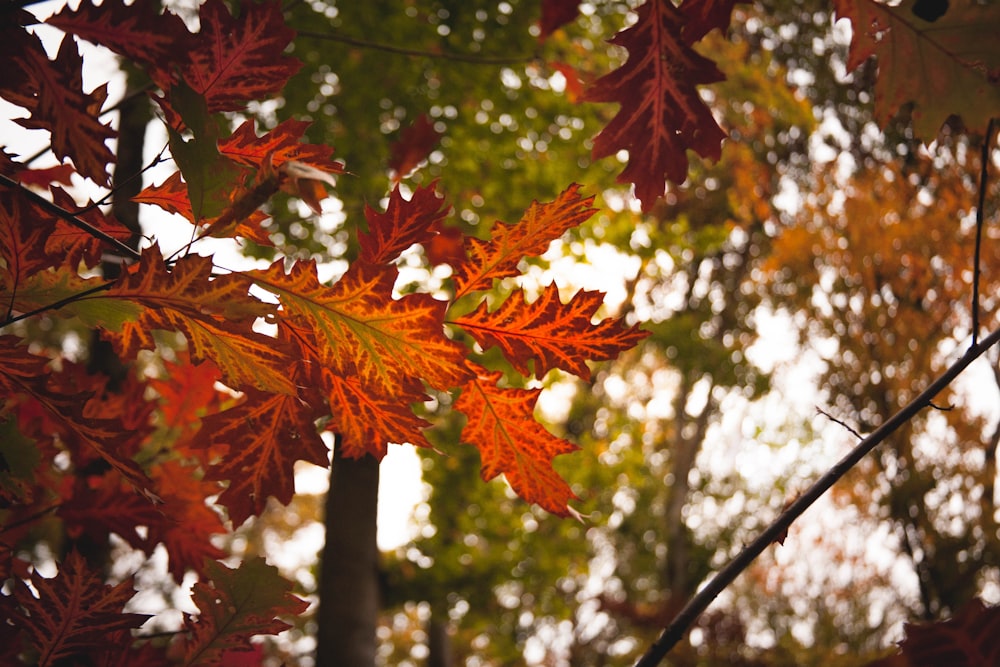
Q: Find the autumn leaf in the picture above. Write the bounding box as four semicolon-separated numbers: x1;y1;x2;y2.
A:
456;368;579;516
679;0;744;43
199;389;329;526
11;550;149;667
47;0;190;68
895;598;1000;666
1;190;56;295
322;369;433;460
451;184;597;299
539;0;582;40
583;0;727;210
835;0;1000;138
10;33;115;185
388;114;443;182
247;259;472;395
359;183;450;265
46;187;133;267
101;247;296;395
172;557;308;666
453;283;648;380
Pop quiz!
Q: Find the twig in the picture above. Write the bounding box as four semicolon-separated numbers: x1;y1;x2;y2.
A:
633;324;1000;667
971;118;997;348
816;407;864;440
294;28;537;65
0;279;115;329
0;174;141;260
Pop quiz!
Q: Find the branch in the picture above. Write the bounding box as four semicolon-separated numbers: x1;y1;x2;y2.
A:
633;324;1000;667
0;174;141;261
971;119;997;347
294;28;536;65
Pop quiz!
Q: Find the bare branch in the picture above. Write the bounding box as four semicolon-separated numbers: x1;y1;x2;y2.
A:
294;28;536;66
971;119;997;348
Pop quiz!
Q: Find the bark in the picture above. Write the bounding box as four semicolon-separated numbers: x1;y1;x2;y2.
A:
426;612;453;667
315;437;381;667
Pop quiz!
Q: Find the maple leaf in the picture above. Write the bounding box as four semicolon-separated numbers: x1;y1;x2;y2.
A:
12;34;115;185
199;389;329;526
583;0;727;210
359;183;450;265
58;473;164;554
172;557;308;666
456;368;579;516
101;247;296;395
168;0;301;114
0;336;154;497
322;369;433;460
451;184;597;299
247;259;472;395
835;0;1000;138
453;283;649;380
46;0;190;68
10;550;149;667
388;114;443;182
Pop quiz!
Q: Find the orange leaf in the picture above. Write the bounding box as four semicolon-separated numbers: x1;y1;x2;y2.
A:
11;551;149;667
247;259;472;395
453;283;648;380
102;247;295;394
456;368;579;516
199;389;329;526
322;369;432;460
582;0;726;210
452;184;596;299
219;119;344;175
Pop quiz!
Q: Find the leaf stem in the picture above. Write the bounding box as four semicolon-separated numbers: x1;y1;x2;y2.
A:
633;324;1000;667
0;174;141;261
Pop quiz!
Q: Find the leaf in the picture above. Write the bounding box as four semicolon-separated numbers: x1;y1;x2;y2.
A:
0;335;154;497
247;259;472;395
102;247;296;395
322;369;433;459
453;283;648;380
456;368;579;516
11;550;149;667
678;0;744;43
388;114;443;181
0;191;56;296
173;557;308;666
199;389;329;526
896;598;1000;666
451;184;597;298
359;183;450;265
47;0;190;67
835;0;1000;138
583;0;727;210
218;119;344;175
46;187;133;267
539;0;582;40
0;416;40;505
174;0;302;114
11;33;116;185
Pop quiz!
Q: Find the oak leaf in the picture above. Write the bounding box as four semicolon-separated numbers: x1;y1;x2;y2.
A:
539;0;582;40
454;283;648;380
360;183;450;265
456;368;579;516
388;114;443;182
451;184;596;298
172;557;308;665
896;598;1000;666
11;550;149;667
835;0;1000;138
583;0;727;210
199;389;329;526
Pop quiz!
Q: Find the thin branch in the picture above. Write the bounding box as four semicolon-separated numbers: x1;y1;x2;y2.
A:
633;324;1000;667
294;28;537;65
816;406;864;440
972;118;997;348
0;279;115;329
0;174;141;260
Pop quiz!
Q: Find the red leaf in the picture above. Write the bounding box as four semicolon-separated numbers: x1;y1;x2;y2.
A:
8;163;76;189
456;368;579;516
898;598;1000;666
454;283;648;380
134;171;193;220
388;114;443;181
539;0;581;40
322;369;433;460
451;184;596;298
0;190;55;292
11;551;149;667
678;0;743;43
218;119;344;175
200;390;329;526
583;0;727;210
168;0;302;114
172;557;308;665
46;187;133;267
360;183;450;265
12;34;115;185
47;0;190;67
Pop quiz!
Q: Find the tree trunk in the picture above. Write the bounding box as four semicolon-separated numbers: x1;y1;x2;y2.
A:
315;437;381;667
426;610;453;667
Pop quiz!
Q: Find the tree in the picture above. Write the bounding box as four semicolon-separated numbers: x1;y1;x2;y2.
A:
2;1;1000;667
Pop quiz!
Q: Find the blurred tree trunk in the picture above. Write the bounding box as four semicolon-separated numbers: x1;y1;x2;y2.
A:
316;437;380;667
427;611;453;667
